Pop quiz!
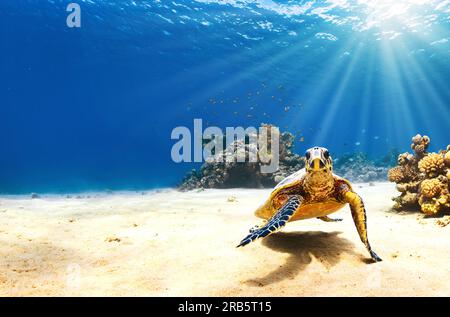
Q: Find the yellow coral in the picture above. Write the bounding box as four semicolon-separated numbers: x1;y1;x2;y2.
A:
397;153;410;166
418;153;445;177
419;193;449;215
414;144;425;154
391;135;450;215
396;183;407;193
437;195;448;205
419;178;442;198
411;134;430;155
402;192;418;205
420;202;439;215
388;166;404;183
444;151;450;167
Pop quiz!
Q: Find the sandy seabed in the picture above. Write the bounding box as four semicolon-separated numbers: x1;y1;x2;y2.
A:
0;182;449;296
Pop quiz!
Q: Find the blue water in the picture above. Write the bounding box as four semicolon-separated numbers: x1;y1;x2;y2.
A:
1;0;449;193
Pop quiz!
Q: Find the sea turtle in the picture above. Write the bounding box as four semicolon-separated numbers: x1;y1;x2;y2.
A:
237;146;382;262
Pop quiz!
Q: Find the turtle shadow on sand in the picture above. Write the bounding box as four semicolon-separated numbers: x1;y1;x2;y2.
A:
245;231;357;287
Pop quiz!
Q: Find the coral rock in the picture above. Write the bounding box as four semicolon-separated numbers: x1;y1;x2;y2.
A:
397;153;413;166
419;178;443;198
402;192;418;206
333;152;391;183
178;124;305;191
388;166;405;183
420;202;439;215
411;134;430;157
418;153;445;178
418;176;449;216
389;134;449;215
444;150;450;167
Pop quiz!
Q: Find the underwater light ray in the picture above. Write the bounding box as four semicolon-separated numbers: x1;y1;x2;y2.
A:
397;41;450;116
396;38;450;118
152;0;447;122
394;43;450;144
169;30;325;116
141;41;284;115
395;49;445;136
284;35;365;130
357;44;377;155
137;5;320;112
378;40;418;149
118;0;449;143
310;40;367;149
281;36;375;153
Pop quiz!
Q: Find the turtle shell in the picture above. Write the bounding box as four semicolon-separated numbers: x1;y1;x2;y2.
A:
254;169;352;221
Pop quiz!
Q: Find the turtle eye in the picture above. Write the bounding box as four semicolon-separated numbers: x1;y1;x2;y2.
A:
305;151;311;160
323;150;330;159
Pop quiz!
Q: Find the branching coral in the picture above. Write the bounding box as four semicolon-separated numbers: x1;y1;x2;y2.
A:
388;134;449;215
388;166;405;183
411;134;430;158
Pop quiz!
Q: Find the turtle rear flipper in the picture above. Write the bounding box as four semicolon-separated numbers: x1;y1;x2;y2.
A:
318;216;343;222
237;195;303;247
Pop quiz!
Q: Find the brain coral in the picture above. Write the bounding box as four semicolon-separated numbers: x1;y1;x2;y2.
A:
420;202;439;215
418;153;445;177
419;178;443;198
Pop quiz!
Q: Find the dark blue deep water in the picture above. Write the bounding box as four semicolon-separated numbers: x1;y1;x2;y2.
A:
1;0;449;193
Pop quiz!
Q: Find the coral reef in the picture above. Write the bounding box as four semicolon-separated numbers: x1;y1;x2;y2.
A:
178;124;305;191
444;146;450;166
178;125;395;191
388;134;450;215
411;134;430;157
388;166;405;183
333;152;392;183
418;153;445;177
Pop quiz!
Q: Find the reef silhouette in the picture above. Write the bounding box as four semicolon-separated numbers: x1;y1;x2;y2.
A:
179;124;305;190
178;125;395;191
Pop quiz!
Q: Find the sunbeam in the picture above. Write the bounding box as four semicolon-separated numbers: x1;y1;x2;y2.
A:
305;38;367;148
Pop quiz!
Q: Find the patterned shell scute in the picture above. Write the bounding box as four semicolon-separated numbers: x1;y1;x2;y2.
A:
272;169;306;192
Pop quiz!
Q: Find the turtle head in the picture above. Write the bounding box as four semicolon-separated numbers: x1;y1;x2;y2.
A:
305;147;333;174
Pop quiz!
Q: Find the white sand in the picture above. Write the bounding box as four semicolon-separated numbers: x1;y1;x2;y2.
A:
0;182;449;296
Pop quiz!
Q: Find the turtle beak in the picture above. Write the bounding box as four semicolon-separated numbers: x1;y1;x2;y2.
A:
312;158;322;171
308;150;325;171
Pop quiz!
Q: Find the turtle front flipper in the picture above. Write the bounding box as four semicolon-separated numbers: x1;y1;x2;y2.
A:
249;220;267;233
237;195;303;247
338;185;382;262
